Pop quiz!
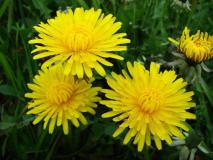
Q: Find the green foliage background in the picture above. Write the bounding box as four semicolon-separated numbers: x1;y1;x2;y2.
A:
0;0;213;159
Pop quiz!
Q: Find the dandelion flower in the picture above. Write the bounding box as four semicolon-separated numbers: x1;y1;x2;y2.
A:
29;8;130;78
101;61;196;151
25;65;101;135
169;27;213;63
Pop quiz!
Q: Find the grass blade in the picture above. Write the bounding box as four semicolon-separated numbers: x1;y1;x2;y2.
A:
77;0;89;9
0;52;17;89
0;0;10;19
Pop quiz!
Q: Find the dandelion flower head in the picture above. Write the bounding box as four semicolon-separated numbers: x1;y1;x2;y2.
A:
25;65;101;135
29;8;130;78
101;61;196;151
169;27;213;63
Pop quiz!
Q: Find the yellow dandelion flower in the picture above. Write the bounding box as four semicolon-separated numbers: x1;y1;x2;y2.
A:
169;27;213;63
25;65;101;135
29;8;130;78
101;61;196;151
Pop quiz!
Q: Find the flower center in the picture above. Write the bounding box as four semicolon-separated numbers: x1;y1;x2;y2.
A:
193;39;211;49
64;26;94;53
138;90;163;114
194;40;201;47
47;83;74;105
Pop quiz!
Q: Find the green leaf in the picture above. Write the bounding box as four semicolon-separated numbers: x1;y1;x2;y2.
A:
0;122;15;130
0;84;17;97
0;52;16;88
91;123;105;140
104;122;117;136
92;0;101;8
110;0;116;13
199;77;213;106
7;0;13;33
32;0;51;17
185;130;202;149
189;148;197;160
45;134;61;160
17;115;34;129
77;0;89;9
0;0;10;19
1;136;8;157
198;141;211;154
179;146;190;160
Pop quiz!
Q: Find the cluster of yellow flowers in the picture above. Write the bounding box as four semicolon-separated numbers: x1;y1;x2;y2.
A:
25;7;212;152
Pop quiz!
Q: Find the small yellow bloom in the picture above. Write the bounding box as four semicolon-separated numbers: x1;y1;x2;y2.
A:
101;61;195;151
25;65;101;135
29;8;130;78
169;27;213;63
